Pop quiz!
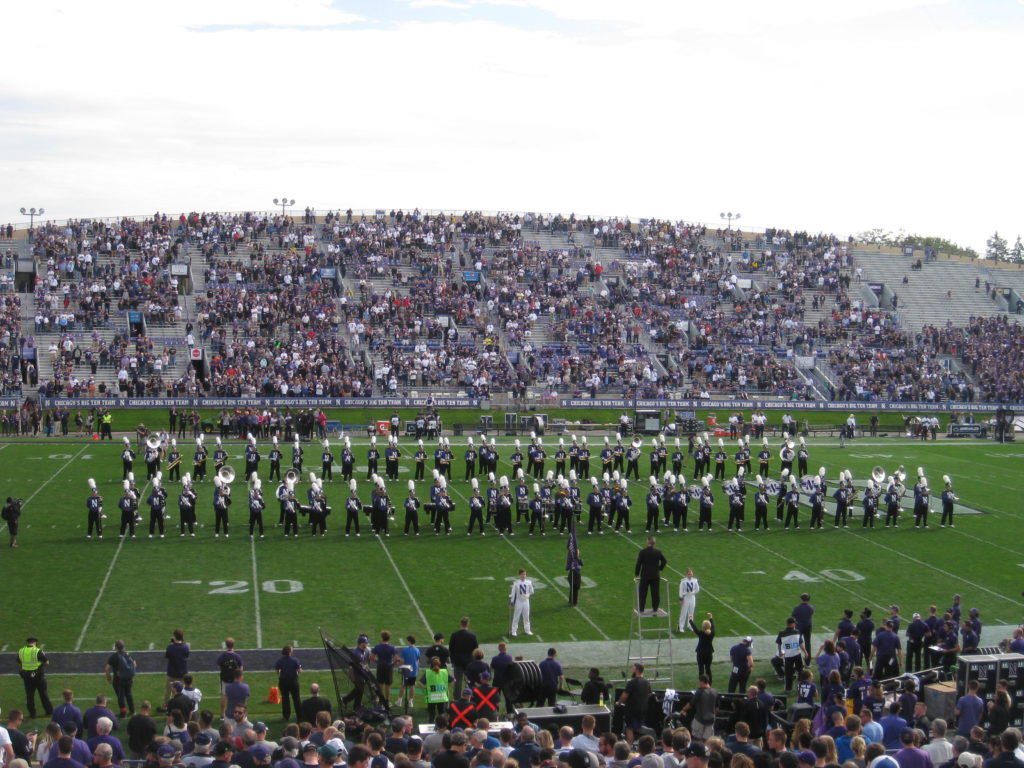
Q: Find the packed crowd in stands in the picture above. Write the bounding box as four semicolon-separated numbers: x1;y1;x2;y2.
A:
9;209;1024;403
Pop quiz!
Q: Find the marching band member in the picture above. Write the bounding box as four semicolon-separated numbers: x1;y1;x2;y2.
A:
884;474;902;528
645;476;661;533
586;476;603;534
439;437;452;480
779;439;795;476
753;475;770;531
282;477;300;537
166;439;182;482
147;476;168;538
601;472;615;526
648;438;660;476
515;470;530;523
341;438;354;481
321;440;334;482
862;479;879;528
86;479;104;539
213;437;228;475
244;435;260;480
248;475;266;538
267;437;282;482
614;478;632;532
121;437;135;480
371;475;393;536
212;475;231;537
533;438;546;479
913;467;930;528
467;478;485;535
668;475;688;532
625;438;641;480
178;474;197;536
385;436;401;481
528;482;545;535
776;469;790;521
713;439;727;480
568;435;580;474
510;439;523;478
784;479;800;530
292;435;304;473
808;474;824;529
600;437;613;477
366;436;379;479
554;438;567;478
484;472;497;523
464;438;477;481
758;438;771;477
413;439;427;481
727;470;746;532
671;438;684;476
554;478;574;533
797;437;809;477
578;436;591;478
404;480;420;535
144;438;161;480
495;476;513;535
433;477;452;535
118;480;138;538
525;433;537;477
941;475;958;528
697;475;714;532
344;479;361;537
833;470;852;528
306;475;329;536
193;436;208;482
613;434;625;473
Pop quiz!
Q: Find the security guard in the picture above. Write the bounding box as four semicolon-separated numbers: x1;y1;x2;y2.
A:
100;410;113;440
18;637;53;719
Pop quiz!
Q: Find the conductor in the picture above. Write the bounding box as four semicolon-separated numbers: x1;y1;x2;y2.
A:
635;537;667;616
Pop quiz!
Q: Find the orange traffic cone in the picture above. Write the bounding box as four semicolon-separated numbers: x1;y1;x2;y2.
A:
267;686;281;704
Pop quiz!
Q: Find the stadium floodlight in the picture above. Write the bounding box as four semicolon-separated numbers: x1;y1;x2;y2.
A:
273;197;296;215
720;212;741;230
19;206;46;238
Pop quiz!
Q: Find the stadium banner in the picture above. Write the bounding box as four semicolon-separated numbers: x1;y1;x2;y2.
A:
558;398;1009;413
39;396;480;409
0;398;19;408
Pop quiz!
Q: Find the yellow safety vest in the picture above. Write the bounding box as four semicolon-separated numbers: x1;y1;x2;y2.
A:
19;646;42;671
102;414;112;424
425;668;450;704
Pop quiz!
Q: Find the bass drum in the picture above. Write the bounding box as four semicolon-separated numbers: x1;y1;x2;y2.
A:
502;660;543;705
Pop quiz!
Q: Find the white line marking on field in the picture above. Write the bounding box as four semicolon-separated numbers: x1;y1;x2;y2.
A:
535;635;544;642
76;475;152;651
0;444;89;536
610;528;771;634
376;535;434;638
250;537;263;649
148;642;155;650
0;645;7;652
446;484;611;641
842;528;1024;608
570;634;578;641
173;580;202;585
947;525;1024;557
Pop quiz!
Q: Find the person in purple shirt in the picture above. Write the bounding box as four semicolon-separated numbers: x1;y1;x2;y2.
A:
880;702;909;749
163;629;190;711
1009;628;1024;655
873;621;903;680
955;680;984;736
52;691;84;737
815;641;842;701
728;637;754;693
834;610;856;641
47;725;91;766
223;669;250;720
537;648;564;706
86;717;125;764
370;631;398;709
960;622;979;655
273;645;302;722
83;696;118;739
894;727;934;768
44;736;85;768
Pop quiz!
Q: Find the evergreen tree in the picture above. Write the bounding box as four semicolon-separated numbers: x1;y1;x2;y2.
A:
987;231;1008;261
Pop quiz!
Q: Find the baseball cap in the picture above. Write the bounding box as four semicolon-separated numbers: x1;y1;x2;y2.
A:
158;745;177;758
912;613;921;619
479;671;491;680
565;750;590;768
744;636;753;644
434;632;445;640
301;743;319;754
194;733;213;747
683;744;707;758
318;745;339;761
889;604;900;612
957;754;978;768
171;681;184;691
250;745;271;761
213;742;233;756
797;751;816;766
281;737;301;753
357;635;369;644
254;722;268;733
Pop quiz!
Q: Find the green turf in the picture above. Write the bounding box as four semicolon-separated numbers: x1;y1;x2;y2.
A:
1;436;1021;658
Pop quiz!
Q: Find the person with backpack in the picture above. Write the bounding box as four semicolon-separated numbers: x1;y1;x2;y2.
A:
104;640;136;718
215;638;243;719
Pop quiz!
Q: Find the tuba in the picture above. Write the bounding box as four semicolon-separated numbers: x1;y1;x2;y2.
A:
284;468;299;484
871;466;886;484
218;466;236;485
146;435;161;451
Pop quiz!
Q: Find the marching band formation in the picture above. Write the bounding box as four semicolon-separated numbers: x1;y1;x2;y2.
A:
84;430;962;540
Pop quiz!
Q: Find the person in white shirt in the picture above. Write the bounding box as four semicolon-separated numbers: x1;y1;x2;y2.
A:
508;569;535;638
678;569;700;632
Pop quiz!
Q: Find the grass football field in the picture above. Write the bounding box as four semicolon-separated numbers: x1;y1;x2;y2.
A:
0;434;1021;670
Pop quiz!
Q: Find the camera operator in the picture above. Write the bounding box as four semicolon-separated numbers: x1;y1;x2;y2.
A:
2;496;23;548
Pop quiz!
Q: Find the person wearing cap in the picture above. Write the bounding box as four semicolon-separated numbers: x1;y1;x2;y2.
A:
17;637;53;720
728;636;754;694
209;741;235;768
775;617;806;693
183;733;215;768
792;595;814;665
683;742;709;768
248;744;272;768
299;742;320;767
252;721;277;754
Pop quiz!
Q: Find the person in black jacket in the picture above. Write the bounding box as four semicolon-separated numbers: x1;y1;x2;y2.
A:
690;613;716;683
579;668;610;705
634;537;667;615
448;617;478;700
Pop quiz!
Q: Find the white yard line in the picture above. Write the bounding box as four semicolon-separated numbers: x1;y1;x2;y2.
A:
376;535;434;638
841;528;1024;608
0;444;86;535
75;477;152;651
251;537;263;649
610;528;772;634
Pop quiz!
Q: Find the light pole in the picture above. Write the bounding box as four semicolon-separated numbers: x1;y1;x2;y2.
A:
20;206;45;237
273;197;295;216
719;212;740;230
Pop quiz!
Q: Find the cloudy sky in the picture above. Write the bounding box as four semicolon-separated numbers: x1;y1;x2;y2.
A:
2;0;1021;251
